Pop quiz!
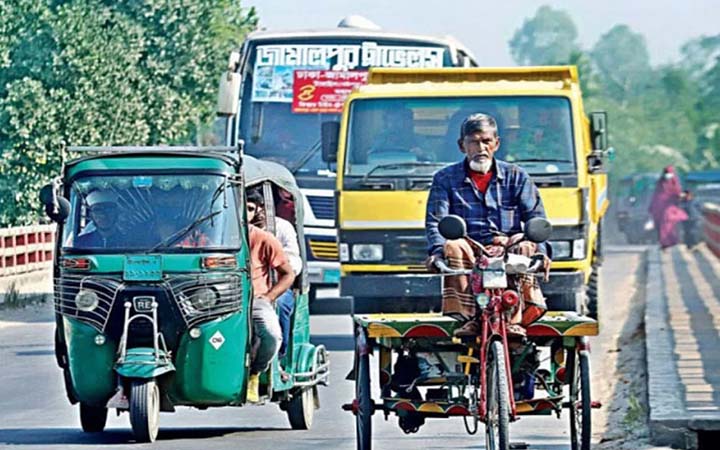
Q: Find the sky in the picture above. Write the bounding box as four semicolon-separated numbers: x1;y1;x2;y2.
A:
244;0;719;67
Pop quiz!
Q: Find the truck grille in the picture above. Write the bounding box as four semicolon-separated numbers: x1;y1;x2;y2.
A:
307;195;335;220
308;239;339;261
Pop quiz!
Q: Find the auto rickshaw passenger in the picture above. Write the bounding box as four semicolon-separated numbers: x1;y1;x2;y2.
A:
246;197;296;402
247;189;301;359
75;190;127;248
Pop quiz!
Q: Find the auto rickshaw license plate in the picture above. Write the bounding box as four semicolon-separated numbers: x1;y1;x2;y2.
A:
124;255;162;281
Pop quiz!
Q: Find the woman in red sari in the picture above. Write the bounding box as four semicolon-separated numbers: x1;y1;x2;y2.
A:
648;166;689;249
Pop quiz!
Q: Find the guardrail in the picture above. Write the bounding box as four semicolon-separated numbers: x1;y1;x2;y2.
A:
703;202;720;258
0;225;55;277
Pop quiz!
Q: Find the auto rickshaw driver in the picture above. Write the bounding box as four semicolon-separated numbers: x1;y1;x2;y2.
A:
75;190;127;248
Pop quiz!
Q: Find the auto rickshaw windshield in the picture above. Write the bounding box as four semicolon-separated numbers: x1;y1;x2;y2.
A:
62;174;241;252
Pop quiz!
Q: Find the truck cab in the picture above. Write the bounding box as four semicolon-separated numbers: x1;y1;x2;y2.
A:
326;67;609;316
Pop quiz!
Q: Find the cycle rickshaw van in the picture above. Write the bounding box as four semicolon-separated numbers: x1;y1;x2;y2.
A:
40;146;328;442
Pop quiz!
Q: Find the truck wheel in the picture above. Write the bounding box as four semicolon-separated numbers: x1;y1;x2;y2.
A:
80;403;107;432
586;262;600;320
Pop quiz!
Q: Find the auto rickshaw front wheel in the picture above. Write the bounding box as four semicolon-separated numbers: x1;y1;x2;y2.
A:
286;387;316;429
129;379;160;443
79;403;107;432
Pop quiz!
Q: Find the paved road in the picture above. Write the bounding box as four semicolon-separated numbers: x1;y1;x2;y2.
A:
0;247;644;450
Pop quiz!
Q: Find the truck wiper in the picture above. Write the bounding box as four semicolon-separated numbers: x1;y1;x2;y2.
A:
511;158;573;163
290;139;321;174
362;162;445;182
146;210;222;253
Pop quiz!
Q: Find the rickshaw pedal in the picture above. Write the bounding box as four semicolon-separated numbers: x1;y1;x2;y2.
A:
592;401;602;408
342;399;379;415
457;355;479;364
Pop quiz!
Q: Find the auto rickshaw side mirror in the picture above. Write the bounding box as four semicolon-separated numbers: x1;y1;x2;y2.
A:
39;183;70;223
438;214;467;240
321;121;340;163
525;217;553;243
45;196;71;223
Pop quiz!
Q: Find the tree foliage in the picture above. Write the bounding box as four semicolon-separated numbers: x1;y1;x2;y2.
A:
509;5;580;66
509;5;720;186
0;0;258;226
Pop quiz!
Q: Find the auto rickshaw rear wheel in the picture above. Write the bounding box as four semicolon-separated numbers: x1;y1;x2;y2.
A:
286;387;315;429
129;379;160;443
79;403;107;432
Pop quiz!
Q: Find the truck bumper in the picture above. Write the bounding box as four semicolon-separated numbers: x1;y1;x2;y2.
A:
341;273;442;313
540;270;586;295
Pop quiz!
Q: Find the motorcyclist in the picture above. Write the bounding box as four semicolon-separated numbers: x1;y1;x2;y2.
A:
425;113;551;336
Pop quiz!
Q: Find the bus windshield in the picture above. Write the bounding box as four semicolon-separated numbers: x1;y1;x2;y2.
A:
238;38;456;174
343;96;576;178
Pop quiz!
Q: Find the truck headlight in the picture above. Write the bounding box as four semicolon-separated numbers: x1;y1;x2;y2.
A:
352;244;383;262
550;241;570;259
572;239;586;260
190;287;218;310
75;290;99;312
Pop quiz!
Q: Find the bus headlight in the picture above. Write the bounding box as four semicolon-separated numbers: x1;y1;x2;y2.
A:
75;290;99;312
190;287;218;310
550;241;570;259
572;239;586;260
352;244;383;262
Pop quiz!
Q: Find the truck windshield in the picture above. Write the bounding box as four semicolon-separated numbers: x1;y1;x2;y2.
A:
62;174;241;252
344;96;576;177
237;39;453;174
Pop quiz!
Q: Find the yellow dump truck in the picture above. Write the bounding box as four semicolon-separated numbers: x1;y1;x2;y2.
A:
320;67;609;316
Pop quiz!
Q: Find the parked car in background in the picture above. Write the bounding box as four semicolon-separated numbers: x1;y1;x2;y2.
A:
615;173;659;244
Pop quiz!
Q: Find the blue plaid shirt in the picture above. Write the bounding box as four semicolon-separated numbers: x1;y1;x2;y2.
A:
426;159;549;256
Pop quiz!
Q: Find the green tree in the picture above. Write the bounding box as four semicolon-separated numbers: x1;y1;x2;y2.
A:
509;5;580;66
591;25;652;104
0;0;258;226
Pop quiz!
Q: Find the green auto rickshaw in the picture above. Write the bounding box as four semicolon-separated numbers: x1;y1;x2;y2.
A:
40;146;328;442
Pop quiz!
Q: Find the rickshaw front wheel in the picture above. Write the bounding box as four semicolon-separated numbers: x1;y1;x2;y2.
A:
286;387;315;429
79;403;107;433
129;379;160;443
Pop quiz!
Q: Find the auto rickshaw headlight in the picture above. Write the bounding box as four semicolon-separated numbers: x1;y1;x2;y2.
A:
190;287;218;310
75;290;99;312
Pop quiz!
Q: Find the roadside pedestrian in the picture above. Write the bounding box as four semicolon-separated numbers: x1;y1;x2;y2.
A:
648;166;688;249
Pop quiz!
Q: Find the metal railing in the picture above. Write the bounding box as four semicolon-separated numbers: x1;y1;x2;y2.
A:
702;202;720;258
0;225;55;276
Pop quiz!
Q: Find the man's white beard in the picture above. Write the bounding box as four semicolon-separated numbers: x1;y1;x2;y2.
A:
469;159;492;173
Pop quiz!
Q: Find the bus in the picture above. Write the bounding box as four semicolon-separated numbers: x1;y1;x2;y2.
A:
217;16;477;301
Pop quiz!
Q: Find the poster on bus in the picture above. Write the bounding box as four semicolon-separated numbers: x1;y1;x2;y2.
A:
251;43;445;104
292;70;369;113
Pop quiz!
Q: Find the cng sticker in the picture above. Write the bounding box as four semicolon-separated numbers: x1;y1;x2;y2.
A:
209;331;225;350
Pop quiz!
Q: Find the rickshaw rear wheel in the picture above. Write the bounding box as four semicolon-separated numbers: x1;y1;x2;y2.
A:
355;336;372;450
568;349;591;450
129;379;160;443
485;340;510;450
79;403;107;432
286;387;315;429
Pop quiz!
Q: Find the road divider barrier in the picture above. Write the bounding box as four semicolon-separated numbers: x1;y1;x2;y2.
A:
702;202;720;258
0;225;55;277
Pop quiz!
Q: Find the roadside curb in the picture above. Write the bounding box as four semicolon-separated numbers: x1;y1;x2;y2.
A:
644;247;696;449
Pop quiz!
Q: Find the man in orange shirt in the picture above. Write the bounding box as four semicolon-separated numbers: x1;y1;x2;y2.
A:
246;196;296;403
